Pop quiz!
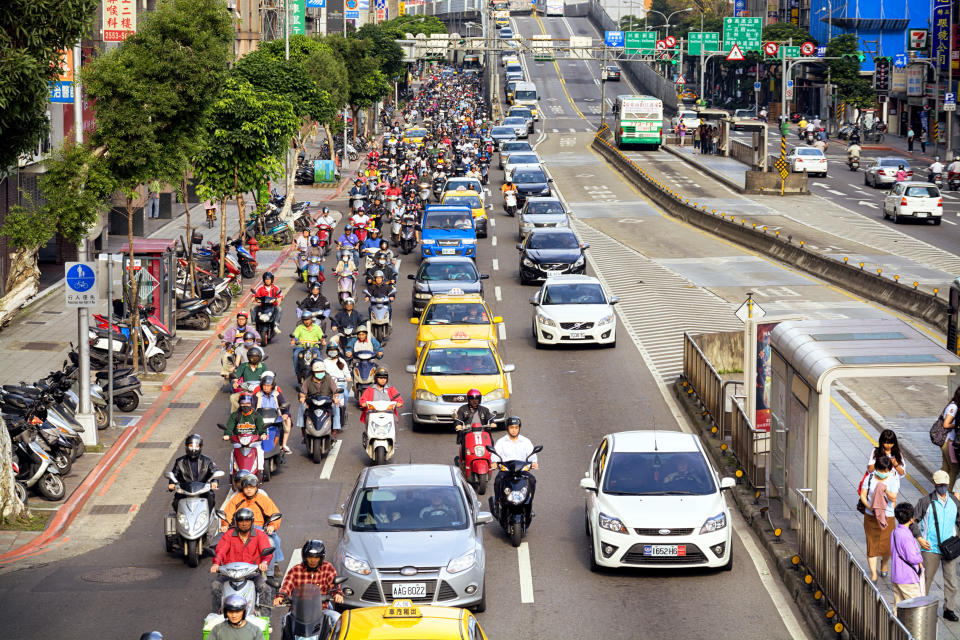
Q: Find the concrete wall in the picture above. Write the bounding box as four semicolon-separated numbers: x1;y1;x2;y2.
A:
592;130;951;331
743;171;807;195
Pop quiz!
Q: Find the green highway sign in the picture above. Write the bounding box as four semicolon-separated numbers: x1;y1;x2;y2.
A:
687;31;720;55
624;31;657;54
723;16;762;52
779;46;801;58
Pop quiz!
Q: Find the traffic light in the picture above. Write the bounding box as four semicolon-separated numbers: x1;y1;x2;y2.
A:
670;58;678;65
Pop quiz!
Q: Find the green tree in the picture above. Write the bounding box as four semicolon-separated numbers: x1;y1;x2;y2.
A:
193;77;300;274
826;34;874;109
325;35;391;142
377;15;446;37
84;0;233;368
355;23;406;79
0;0;100;172
302;44;349;161
762;23;816;45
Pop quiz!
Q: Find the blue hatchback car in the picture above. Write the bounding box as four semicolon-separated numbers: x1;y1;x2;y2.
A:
420;205;477;260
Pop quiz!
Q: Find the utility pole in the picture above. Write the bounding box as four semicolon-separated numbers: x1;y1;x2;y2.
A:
949;1;955;153
600;44;608;126
699;12;704;101
343;6;348;170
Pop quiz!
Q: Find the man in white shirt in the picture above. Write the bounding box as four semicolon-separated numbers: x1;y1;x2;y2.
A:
492;416;539;501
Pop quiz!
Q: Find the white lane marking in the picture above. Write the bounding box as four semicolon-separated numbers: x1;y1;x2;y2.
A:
495;286;503;301
856;201;879;208
945;219;957;225
490;218;496;228
517;542;535;603
319;440;342;480
730;508;812;640
826;188;845;196
492;236;498;246
569;128;576;133
485;188;492;196
593;78;600;86
498;321;507;340
492;258;500;270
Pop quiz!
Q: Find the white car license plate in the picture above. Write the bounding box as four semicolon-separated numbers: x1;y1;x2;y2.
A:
916;211;928;218
392;582;426;598
643;544;686;557
545;270;564;276
569;331;586;339
441;248;456;255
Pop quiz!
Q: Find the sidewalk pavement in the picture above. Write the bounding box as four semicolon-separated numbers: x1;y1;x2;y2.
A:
0;159;354;557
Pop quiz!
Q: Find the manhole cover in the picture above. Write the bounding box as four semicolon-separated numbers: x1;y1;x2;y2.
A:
81;567;162;584
21;341;62;351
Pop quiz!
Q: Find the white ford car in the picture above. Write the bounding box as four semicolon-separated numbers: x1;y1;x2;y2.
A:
580;431;735;570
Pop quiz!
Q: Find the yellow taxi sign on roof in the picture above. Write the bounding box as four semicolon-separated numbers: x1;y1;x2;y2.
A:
451;330;471;341
384;600;423;618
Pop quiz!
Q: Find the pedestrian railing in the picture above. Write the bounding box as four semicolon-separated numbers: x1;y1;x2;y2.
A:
729;401;768;491
682;332;723;425
796;490;913;640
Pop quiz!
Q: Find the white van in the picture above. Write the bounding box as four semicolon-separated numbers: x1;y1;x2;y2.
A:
512;81;539;120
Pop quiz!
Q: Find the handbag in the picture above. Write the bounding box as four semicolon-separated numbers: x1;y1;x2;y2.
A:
930;499;960;562
931;413;950;447
857;474;873;515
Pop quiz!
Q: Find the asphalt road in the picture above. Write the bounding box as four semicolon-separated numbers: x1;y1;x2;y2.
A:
0;38;811;639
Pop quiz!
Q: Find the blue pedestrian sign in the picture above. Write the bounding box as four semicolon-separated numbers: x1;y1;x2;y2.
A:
65;262;98;307
815;45;827;57
754;81;761;90
604;31;624;48
893;53;909;68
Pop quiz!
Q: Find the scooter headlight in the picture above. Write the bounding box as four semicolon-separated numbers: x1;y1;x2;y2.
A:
259;313;271;322
371;422;392;438
178;513;190;528
507;487;528;504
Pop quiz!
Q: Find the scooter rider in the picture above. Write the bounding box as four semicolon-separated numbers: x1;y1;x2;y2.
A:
256;371;293;454
273;540;344;608
168;434;220;512
315;206;337;230
344;325;383;360
453;389;493;447
290;311;325;372
210;509;273;614
492;416;539;501
948;156;960;176
322;343;352;422
230;346;267;412
930;156;946;182
222;473;284;576
329;298;365;342
299;360;344;437
847;141;861;164
298;282;330;322
358;367;403;425
363;271;396;320
252;272;283;324
209;594;260;640
224;394;268;475
222;311;261;346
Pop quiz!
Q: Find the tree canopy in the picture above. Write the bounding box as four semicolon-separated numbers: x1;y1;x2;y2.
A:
377;15;447;38
826;34;874;109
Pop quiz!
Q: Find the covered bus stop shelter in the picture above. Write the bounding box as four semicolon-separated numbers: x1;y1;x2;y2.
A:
767;318;960;524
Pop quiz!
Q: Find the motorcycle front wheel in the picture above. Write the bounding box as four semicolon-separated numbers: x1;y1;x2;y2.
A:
510;521;522;547
115;393;140;412
95;406;109;430
241;262;256;279
37;473;66;501
147;353;167;373
186;539;200;568
157;335;174;358
311;438;323;463
476;473;488;495
374;446;386;465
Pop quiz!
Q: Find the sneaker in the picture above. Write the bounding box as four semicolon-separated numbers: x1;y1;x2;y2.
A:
281;445;292;454
945;609;959;622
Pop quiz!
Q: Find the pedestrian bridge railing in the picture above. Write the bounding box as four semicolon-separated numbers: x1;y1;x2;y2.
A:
796;489;913;640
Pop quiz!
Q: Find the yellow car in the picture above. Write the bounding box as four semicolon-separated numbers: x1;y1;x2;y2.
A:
403;127;428;146
411;293;502;356
406;337;513;427
440;189;488;237
333;601;489;640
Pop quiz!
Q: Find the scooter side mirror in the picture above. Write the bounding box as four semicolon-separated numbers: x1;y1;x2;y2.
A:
485;445;497;455
476;511;494;525
217;423;227;431
267;513;282;524
261;546;276;558
165;471;177;483
215;509;229;522
530;444;543;455
211;470;226;480
328;514;345;528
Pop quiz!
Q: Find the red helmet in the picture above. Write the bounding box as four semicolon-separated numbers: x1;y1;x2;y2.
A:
467;389;481;400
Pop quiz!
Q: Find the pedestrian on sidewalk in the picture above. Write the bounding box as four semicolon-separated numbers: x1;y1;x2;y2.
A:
860;455;897;581
677;121;687;147
146;179;161;219
890;502;925;608
921;127;928;153
939;387;960;490
911;469;960;621
907;127;915;151
693;125;701;151
869;429;907;481
701;128;711;155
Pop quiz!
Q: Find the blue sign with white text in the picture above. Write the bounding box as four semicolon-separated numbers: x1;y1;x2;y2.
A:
346;10;360;18
306;0;324;6
604;31;624;47
49;81;74;103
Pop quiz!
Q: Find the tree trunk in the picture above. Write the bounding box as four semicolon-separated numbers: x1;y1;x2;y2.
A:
324;123;335;162
126;196;140;372
234;166;245;236
218;197;227;279
351;106;360;144
0;416;26;523
182;173;195;297
0;247;40;327
280;143;295;221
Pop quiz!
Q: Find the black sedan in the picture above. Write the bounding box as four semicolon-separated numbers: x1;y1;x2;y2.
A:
516;228;588;285
409;256;489;314
511;164;553;205
490;125;518;148
601;65;621;81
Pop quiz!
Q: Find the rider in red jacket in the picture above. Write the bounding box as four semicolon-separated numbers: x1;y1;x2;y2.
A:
358;367;403;425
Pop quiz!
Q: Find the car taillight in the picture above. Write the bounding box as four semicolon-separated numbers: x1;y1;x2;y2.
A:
878;170;886;175
907;171;914;176
938;198;943;207
901;197;909;206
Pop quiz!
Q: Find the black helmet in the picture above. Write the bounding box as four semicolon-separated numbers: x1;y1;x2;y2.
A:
506;415;522;429
310;281;321;292
140;633;163;640
223;594;247;618
239;474;259;490
301;539;326;568
262;271;274;282
375;367;389;381
234;508;255;524
243;331;257;342
247;346;263;363
185;434;203;459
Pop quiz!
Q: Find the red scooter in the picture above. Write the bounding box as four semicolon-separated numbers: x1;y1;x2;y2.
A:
316;222;334;255
456;422;494;495
221;430;265;488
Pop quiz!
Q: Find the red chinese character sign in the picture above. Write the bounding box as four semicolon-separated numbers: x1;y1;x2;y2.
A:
103;0;137;42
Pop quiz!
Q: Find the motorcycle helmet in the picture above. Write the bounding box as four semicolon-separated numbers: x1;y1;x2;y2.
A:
301;311;314;322
185;434;203;459
322;206;330;214
373;270;385;279
356;324;369;336
506;415;522;429
239;473;259;490
344;223;353;231
302;539;326;569
467;389;482;404
236;310;249;320
243;331;257;343
375;367;389;382
262;271;274;283
222;594;247;619
259;370;276;387
140;633;164;640
325;344;340;358
311;360;325;373
343;297;355;307
310;282;321;294
247;346;263;364
310;235;320;247
234;507;255;525
238;393;254;409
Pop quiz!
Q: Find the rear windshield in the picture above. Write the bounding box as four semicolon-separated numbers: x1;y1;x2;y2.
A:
514;169;546;183
405;129;426;138
880;159;908;167
501;142;532;152
506;63;522;73
525;201;565;215
503;117;525;125
418;261;478;282
797;148;823;156
905;186;940;197
507;154;539;165
492;126;516;136
443;195;482;208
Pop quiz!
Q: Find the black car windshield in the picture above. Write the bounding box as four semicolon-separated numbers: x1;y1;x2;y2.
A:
514;170;547;183
527;233;579;250
419;262;478;282
350;486;468;531
423;303;490;325
507;154;539;165
603;452;716;495
424;212;472;230
492;126;516;136
542;283;605;304
514;90;537;100
422;347;499;375
526;201;564;215
501;142;532;152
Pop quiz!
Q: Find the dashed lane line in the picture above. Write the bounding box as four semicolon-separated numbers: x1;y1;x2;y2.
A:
319;440;342;480
517;542;534;603
495;286;503;301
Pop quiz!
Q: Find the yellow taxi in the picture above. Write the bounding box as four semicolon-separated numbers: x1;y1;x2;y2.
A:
406;337;513;428
403;127;428;146
332;600;489;640
411;293;502;357
440;189;488;237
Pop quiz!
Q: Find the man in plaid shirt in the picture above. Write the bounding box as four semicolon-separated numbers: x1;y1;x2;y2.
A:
274;539;344;607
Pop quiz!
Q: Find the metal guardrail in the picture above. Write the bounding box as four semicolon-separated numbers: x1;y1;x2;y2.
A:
729;401;768;490
682;332;722;422
796;489;913;640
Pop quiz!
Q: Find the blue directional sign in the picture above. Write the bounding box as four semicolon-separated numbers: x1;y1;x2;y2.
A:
815;45;827;57
65;262;98;307
604;31;624;48
754;81;761;90
345;10;360;18
734;0;745;16
893;53;909;68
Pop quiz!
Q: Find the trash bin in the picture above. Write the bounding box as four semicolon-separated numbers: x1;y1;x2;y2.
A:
897;595;939;639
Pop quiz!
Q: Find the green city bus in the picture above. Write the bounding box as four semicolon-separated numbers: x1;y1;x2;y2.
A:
615;95;663;149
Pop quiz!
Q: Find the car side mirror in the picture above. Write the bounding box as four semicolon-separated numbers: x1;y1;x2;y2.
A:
493;316;503;323
410;317;420;325
515;243;523;250
405;364;417;374
327;514;345;528
407;273;415;280
502;363;516;373
720;477;736;490
580;477;597;492
548;178;554;183
582;243;590;250
476;511;494;525
610;296;619;305
480;273;490;279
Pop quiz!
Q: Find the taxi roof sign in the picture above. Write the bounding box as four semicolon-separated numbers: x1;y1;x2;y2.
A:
447;288;465;295
451;330;470;340
384;600;423;618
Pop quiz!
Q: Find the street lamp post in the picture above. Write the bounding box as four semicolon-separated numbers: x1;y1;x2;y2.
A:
646;7;692;39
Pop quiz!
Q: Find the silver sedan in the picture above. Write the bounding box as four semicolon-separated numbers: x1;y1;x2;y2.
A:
327;464;492;612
